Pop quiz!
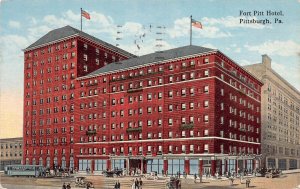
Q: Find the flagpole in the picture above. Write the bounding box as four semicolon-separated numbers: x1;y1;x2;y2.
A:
80;8;82;31
190;15;192;46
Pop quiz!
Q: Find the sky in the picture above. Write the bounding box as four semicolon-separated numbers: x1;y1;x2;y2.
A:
0;0;300;139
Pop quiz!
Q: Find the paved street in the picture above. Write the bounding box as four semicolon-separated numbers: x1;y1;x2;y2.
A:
1;172;300;189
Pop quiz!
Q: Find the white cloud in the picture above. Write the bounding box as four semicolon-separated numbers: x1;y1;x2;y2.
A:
234;48;241;53
202;43;217;49
8;20;21;28
167;17;231;39
238;59;256;66
272;61;300;91
245;40;300;56
202;16;267;29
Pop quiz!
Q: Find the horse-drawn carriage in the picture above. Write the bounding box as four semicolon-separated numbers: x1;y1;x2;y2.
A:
75;176;94;188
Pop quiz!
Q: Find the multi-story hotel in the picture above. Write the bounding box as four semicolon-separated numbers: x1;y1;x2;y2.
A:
244;55;300;170
23;25;263;176
23;25;134;169
0;137;23;170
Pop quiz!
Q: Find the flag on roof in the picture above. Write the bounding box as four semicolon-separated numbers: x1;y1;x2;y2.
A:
81;9;90;20
191;19;202;29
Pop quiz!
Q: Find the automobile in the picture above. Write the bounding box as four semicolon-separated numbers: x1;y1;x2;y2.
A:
265;169;280;178
103;169;123;177
74;176;94;188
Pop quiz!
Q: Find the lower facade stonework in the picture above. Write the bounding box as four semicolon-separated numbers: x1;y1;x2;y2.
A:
23;155;260;175
73;154;260;176
265;156;300;170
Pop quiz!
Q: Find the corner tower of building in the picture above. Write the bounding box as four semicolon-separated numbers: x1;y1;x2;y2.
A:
23;25;134;168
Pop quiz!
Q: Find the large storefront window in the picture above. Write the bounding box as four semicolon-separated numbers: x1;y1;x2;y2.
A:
190;159;199;175
147;159;163;174
289;159;297;170
267;158;275;169
278;159;286;170
227;159;236;174
95;159;107;171
112;159;125;170
79;159;92;171
168;159;184;176
246;160;253;172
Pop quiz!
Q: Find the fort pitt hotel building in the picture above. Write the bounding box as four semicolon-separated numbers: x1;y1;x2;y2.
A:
23;25;263;176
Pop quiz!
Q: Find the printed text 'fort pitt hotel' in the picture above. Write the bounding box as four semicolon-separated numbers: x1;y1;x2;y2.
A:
23;26;263;176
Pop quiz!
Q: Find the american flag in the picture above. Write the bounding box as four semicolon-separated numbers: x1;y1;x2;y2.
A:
81;9;90;20
192;19;202;29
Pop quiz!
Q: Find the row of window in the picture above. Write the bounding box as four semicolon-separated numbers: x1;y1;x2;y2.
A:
25;148;74;156
0;143;22;149
26;127;74;137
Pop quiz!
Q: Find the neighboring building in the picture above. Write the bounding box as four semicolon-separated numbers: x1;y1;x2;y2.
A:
0;137;23;170
23;26;263;176
75;45;263;176
23;25;134;169
244;55;300;170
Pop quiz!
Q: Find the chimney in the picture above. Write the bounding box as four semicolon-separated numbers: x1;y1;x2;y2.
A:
262;54;271;68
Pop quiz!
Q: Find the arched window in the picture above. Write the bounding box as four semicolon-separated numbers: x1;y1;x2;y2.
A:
25;158;29;165
54;157;58;167
46;157;50;168
62;157;66;168
39;157;43;166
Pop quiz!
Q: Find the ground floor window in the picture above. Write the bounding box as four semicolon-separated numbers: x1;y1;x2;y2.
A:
79;159;92;171
168;159;184;176
289;159;297;170
112;159;125;170
147;159;163;174
53;157;58;167
267;158;275;169
39;157;43;166
95;159;107;171
25;158;29;165
278;159;286;170
190;159;199;175
221;159;225;175
69;157;74;169
61;157;66;168
246;160;253;172
32;158;36;165
46;157;50;168
227;159;236;174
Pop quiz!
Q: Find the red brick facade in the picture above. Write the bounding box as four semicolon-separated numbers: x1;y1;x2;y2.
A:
23;30;132;170
23;26;262;176
75;50;263;176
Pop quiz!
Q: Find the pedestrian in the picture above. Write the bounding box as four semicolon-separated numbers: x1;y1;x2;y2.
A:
114;181;118;189
139;177;143;189
134;178;139;189
246;179;251;188
175;178;179;189
117;180;121;189
86;182;90;189
62;183;66;189
194;173;197;183
66;183;71;189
